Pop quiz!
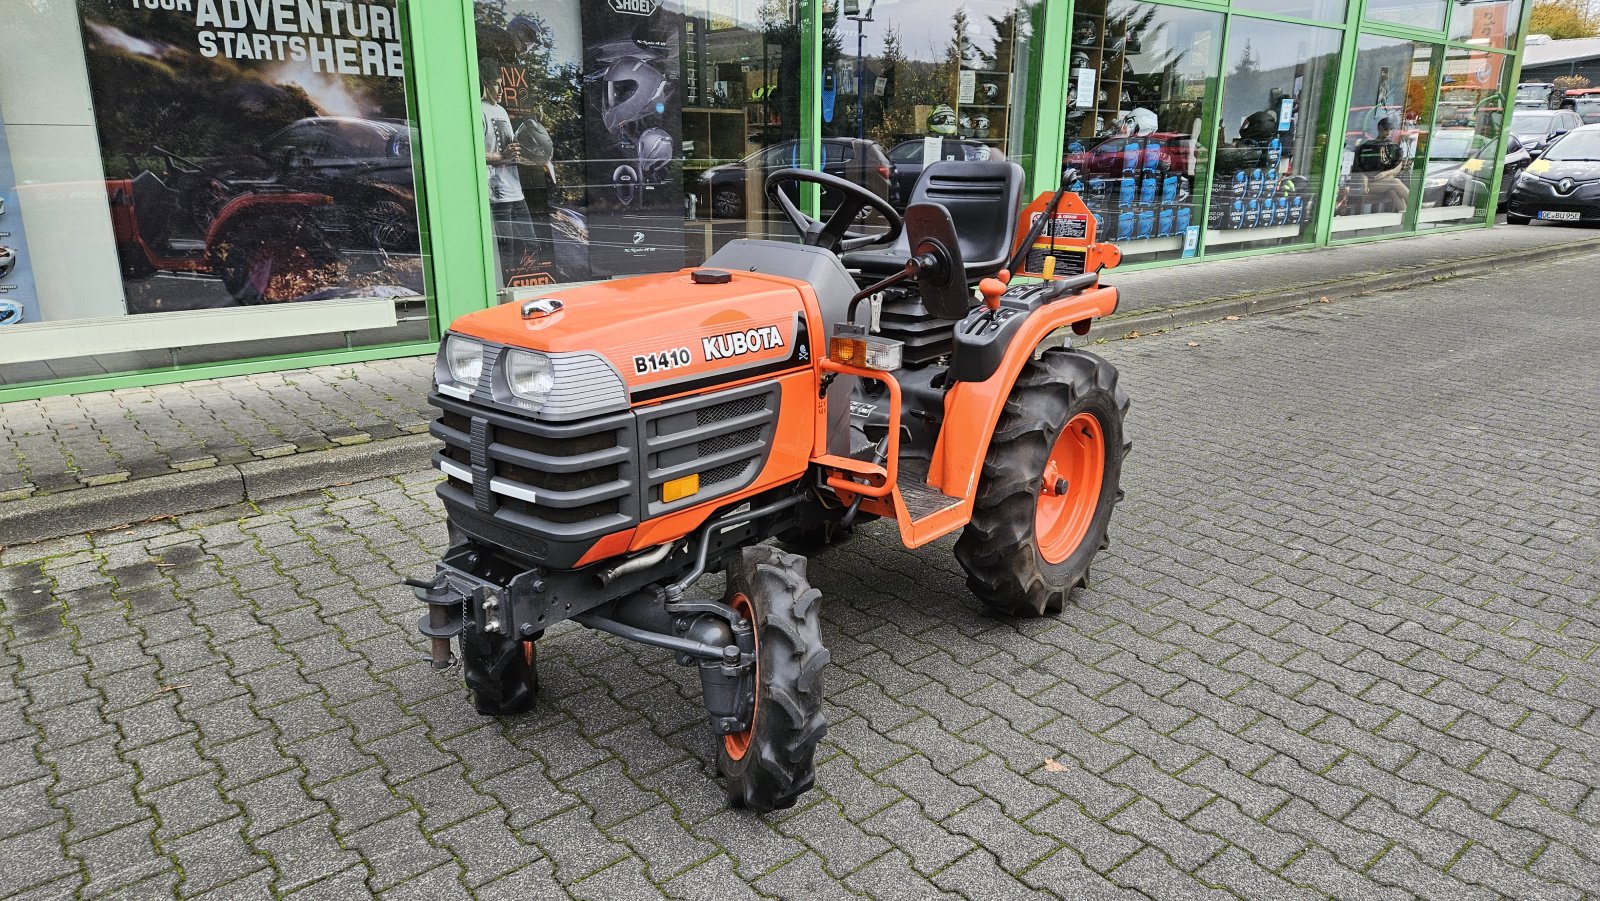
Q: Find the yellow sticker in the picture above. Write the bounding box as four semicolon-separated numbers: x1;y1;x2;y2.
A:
1461;157;1485;174
1529;159;1553;174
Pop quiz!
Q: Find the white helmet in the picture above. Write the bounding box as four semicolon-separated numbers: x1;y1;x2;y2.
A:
1122;107;1158;135
928;104;958;135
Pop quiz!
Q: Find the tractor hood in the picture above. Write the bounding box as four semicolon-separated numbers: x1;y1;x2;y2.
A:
448;268;816;402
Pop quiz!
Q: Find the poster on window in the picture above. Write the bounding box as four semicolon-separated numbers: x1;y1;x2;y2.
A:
579;0;686;277
75;0;424;313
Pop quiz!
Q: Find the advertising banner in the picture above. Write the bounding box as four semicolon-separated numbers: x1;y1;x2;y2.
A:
0;111;40;327
76;0;424;313
579;0;686;277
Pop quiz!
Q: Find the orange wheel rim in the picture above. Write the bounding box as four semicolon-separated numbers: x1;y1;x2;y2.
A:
722;592;758;762
1035;412;1105;566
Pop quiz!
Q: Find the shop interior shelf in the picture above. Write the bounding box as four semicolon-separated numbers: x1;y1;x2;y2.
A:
1203;223;1305;246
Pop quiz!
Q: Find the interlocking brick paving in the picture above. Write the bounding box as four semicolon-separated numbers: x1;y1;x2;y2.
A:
2;257;1597;898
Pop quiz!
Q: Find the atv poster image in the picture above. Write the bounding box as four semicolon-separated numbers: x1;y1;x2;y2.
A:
579;0;686;277
77;0;423;314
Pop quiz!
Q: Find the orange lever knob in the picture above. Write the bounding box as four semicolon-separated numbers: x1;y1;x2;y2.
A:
979;277;1006;311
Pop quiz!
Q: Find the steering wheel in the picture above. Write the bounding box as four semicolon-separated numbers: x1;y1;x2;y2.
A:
764;168;903;253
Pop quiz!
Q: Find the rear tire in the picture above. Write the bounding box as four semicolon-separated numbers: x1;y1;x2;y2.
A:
955;349;1129;616
715;546;829;812
459;623;538;716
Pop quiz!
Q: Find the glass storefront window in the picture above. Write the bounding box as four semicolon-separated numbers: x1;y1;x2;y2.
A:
827;0;1037;207
1060;1;1223;263
1332;37;1440;238
1234;0;1347;26
1364;0;1446;31
1419;45;1511;228
1208;17;1341;252
1;0;432;387
1449;0;1522;51
471;0;808;290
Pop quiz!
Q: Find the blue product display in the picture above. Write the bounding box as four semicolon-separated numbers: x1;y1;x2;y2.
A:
1139;176;1157;206
1274;197;1290;226
1228;199;1244;229
1135;209;1155;239
1176;206;1192;235
1117;177;1136;207
1157;208;1174;237
1249;168;1265;197
1267;137;1282;165
1116;211;1135;241
1123;139;1143;173
1068;140;1086;155
1232;171;1248;197
1288;196;1304;224
1161;175;1177;205
1091;212;1104;236
1244;199;1260;228
1143;141;1163;173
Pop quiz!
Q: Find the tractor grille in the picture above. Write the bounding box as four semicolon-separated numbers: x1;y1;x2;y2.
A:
637;381;779;517
429;393;636;542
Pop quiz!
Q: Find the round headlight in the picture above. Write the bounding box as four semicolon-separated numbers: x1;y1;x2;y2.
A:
505;350;554;406
445;335;484;384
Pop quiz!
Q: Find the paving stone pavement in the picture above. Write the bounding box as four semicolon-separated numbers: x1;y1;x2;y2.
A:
2;256;1598;899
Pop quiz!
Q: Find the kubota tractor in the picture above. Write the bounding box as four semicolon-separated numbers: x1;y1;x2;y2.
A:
412;161;1129;811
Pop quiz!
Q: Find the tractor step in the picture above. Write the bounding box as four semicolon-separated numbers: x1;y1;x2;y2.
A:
897;459;962;520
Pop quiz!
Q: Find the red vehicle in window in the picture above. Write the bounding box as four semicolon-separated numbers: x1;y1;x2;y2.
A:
1064;132;1197;177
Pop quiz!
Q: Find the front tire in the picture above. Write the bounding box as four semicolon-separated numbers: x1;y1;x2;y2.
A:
459;623;538;716
955;349;1129;616
715;546;829;812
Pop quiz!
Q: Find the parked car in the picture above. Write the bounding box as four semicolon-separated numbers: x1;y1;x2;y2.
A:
887;139;1003;208
1514;82;1577;111
696;138;892;220
1566;88;1600;125
1065;132;1197;177
1422;133;1531;209
1505;123;1600;224
1509;108;1583;155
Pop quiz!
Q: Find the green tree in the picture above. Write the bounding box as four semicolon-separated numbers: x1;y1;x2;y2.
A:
1528;0;1599;39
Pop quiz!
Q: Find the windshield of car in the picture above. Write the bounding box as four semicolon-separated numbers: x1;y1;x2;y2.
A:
1543;130;1600;161
1515;85;1550;102
1575;98;1600;120
1428;129;1487;160
1511;110;1558;133
889;142;923;163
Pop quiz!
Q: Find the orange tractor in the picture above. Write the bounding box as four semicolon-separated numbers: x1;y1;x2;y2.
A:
412;162;1129;810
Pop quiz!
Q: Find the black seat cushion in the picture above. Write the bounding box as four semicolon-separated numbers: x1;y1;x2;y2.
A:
844;160;1026;283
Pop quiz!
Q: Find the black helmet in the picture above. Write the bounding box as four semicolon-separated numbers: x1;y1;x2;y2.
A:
1073;17;1098;46
1071;51;1091;71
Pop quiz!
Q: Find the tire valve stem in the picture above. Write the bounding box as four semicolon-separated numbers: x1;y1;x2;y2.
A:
1053;478;1070;496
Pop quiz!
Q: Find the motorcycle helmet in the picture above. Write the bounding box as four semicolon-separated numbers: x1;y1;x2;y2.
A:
928;104;958;135
981;81;1001;102
595;45;673;134
1071;51;1091;71
0;299;20;327
506;13;546;55
1073;17;1098;46
959;115;975;137
974;115;990;138
613;164;639;206
514;119;554;167
1121;106;1158;135
636;127;674;180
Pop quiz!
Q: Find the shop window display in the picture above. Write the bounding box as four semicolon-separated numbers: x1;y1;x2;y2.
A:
824;0;1038;210
1333;37;1440;237
0;0;432;385
1061;2;1223;263
471;0;808;290
1208;18;1341;252
1418;44;1511;228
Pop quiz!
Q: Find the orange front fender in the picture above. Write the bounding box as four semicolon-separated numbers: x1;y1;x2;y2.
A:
929;285;1120;503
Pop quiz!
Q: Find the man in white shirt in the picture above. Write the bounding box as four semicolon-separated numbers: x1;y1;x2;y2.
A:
481;62;539;286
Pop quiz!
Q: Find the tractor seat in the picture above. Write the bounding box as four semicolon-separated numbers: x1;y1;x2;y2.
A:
843;160;1026;284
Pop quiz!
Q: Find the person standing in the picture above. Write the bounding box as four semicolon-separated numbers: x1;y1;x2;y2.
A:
482;62;538;286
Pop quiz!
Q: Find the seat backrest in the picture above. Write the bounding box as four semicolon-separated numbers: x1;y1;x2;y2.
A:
905;160;1025;276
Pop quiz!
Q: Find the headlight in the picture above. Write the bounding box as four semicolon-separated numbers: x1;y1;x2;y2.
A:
1516;171;1539;187
504;350;554;407
436;335;484;399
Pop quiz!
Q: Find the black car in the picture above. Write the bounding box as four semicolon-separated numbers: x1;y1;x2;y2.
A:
1509;108;1583;156
696;138;892;220
1422;132;1531;209
887;139;1004;208
1505;124;1600;225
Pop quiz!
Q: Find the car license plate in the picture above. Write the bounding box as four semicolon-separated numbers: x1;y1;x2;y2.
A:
1538;210;1581;221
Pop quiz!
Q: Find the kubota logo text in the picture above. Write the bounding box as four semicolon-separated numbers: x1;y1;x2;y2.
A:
703;325;785;362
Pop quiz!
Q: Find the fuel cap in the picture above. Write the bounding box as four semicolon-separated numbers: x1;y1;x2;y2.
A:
691;269;732;285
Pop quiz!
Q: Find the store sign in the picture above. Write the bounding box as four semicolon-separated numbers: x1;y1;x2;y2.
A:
608;0;664;15
74;0;423;317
